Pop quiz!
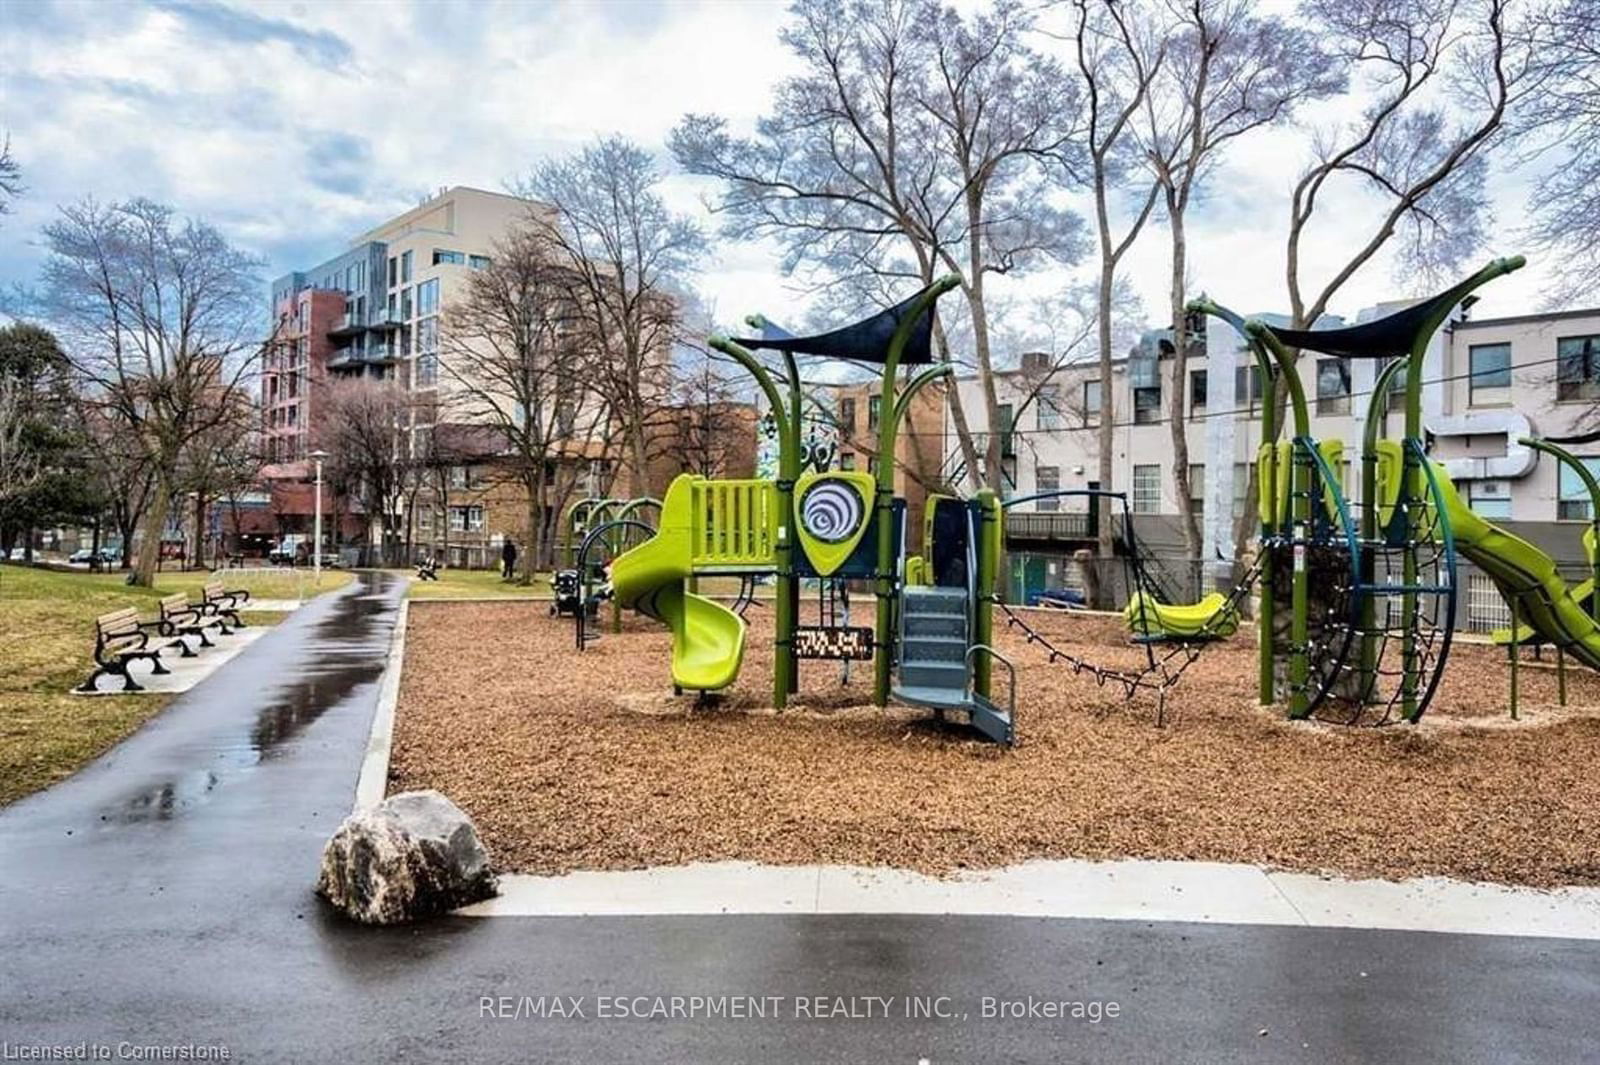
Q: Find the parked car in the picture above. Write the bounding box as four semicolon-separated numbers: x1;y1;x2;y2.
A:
68;547;121;565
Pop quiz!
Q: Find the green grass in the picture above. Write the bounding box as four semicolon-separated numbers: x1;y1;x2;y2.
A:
400;567;553;600
0;564;345;806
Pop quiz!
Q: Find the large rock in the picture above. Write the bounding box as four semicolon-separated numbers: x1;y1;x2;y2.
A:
316;790;498;924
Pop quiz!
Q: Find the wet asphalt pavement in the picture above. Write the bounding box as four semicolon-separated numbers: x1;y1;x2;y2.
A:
2;571;1598;1063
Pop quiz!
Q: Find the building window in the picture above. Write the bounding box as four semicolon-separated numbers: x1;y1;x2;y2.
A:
416;354;438;388
1235;365;1264;413
468;254;492;270
1557;458;1600;520
1316;357;1351;415
1035;465;1060;511
868;395;881;431
401;250;413;284
1082;380;1101;428
1188;463;1204;517
1470;480;1512;520
1468;343;1512;406
449;465;469;490
1036;384;1063;430
417;278;440;316
1133;464;1160;514
997;403;1015;455
839;452;855;471
839;397;856;432
1189;370;1207;418
388;256;397;288
1373;356;1408;412
1556;335;1600;402
449;505;484;532
400;287;413;321
1232;461;1250;518
433;249;465;266
1133;385;1161;425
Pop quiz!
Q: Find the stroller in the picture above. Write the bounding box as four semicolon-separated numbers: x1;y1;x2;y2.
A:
550;569;582;617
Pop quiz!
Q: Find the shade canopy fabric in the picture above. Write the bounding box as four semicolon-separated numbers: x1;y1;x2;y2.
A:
731;282;942;365
1261;285;1474;359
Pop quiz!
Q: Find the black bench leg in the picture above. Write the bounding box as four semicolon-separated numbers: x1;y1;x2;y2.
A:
78;669;106;694
226;610;246;629
119;667;144;693
170;637;198;658
149;653;170;676
197;629;216;648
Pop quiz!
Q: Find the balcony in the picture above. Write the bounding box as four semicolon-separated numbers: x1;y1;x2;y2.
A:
1005;510;1093;544
366;307;402;331
327;313;365;338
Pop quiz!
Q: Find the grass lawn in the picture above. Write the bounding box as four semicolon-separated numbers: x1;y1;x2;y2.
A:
401;567;552;599
0;563;346;806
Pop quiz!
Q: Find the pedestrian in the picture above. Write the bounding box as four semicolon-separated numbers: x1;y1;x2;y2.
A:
502;538;518;581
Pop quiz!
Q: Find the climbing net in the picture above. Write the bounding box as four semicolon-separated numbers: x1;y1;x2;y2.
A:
995;501;1267;727
1298;443;1456;726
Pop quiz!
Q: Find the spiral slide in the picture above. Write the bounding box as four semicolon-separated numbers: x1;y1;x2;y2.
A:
1432;468;1600;672
609;478;748;692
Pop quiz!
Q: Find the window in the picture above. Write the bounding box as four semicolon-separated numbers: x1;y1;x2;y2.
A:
867;395;881;430
400;287;413;320
433;249;465;266
1558;458;1600;520
400;250;413;284
1036;384;1063;430
1557;335;1600;402
417;279;440;316
388;256;397;288
449;505;484;532
1035;465;1060;511
997;403;1015;455
1373;356;1407;413
417;317;437;354
1133;385;1161;425
286;405;298;427
1133;464;1161;514
1189;370;1207;418
1470;480;1512;520
1235;365;1264;413
839;452;856;471
468;254;492;270
1316;357;1351;415
1469;343;1512;406
1187;463;1205;517
1082;380;1102;428
1232;461;1250;518
449;466;469;490
287;372;299;398
839;397;856;432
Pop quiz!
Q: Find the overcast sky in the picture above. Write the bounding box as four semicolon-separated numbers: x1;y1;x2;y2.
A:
0;0;1563;350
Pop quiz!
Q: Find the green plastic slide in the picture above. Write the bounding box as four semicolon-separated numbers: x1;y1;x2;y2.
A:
1431;467;1600;671
610;475;748;691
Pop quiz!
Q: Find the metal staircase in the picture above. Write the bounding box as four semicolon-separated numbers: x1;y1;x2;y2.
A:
893;586;1015;744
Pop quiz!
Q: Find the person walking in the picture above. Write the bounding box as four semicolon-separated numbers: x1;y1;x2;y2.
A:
501;538;518;581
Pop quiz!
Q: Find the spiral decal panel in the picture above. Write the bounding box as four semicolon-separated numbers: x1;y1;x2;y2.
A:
800;479;866;544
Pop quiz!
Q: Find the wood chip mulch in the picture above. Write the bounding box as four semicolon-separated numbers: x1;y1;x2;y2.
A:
389;602;1600;887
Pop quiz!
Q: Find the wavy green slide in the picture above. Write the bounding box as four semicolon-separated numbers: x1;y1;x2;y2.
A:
1432;468;1600;671
610;477;747;691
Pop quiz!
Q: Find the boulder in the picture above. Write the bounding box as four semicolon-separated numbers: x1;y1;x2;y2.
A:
316;790;498;924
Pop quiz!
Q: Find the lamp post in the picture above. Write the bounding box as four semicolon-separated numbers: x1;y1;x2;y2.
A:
309;450;328;588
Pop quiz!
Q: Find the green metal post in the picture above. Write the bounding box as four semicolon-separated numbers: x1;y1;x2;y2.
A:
1509;599;1520;720
1361;357;1409;705
972;489;998;699
1519;436;1600;626
709;337;798;710
874;275;963;706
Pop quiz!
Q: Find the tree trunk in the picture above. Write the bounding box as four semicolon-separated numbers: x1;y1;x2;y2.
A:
1095;265;1116;563
133;480;171;587
1167;203;1200;562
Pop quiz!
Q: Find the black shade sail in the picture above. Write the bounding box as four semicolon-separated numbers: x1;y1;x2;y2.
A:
731;282;942;365
1261;285;1477;359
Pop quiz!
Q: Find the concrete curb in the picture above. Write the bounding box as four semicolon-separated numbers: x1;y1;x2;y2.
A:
354;598;408;811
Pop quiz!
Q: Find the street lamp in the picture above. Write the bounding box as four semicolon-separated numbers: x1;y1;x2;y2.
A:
309;450;329;587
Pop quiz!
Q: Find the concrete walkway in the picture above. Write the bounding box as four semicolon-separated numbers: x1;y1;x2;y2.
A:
3;570;1598;1063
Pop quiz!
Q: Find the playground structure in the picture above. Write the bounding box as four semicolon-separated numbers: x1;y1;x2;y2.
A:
581;252;1598;738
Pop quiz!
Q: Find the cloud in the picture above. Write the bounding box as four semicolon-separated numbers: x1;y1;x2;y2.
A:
151;0;352;68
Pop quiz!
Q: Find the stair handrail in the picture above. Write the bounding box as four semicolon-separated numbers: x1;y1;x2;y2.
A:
964;643;1016;738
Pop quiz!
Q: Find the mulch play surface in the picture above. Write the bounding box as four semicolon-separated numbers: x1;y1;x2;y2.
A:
389;602;1600;887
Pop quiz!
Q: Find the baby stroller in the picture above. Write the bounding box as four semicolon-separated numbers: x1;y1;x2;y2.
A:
550;569;582;617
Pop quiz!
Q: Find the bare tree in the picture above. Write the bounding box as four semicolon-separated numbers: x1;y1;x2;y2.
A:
36;197;265;585
1059;0;1166;556
1519;0;1600;306
175;391;260;568
0;135;20;221
519;137;703;499
0;380;38;509
80;406;157;570
319;378;412;566
672;0;1087;497
440;225;612;579
1141;0;1343;556
666;349;751;479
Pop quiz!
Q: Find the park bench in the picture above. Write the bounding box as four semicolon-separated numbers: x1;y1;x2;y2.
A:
196;580;249;632
153;591;219;656
79;607;170;693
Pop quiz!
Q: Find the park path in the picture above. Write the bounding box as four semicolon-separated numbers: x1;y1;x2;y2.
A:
2;570;1597;1064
